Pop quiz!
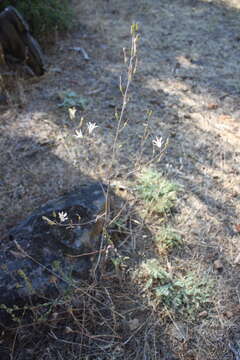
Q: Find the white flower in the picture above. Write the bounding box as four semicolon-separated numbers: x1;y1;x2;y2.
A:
68;107;77;120
58;211;68;222
152;136;163;149
74;129;83;138
87;122;98;135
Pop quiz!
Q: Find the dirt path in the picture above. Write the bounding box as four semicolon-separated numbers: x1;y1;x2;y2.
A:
1;0;240;359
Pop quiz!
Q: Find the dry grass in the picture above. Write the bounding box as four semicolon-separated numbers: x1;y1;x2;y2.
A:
1;0;240;359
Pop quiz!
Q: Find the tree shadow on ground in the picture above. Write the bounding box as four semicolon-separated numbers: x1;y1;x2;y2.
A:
0;131;179;360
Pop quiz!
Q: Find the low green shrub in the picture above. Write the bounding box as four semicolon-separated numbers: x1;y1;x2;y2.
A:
155;226;182;254
138;259;214;319
137;168;179;214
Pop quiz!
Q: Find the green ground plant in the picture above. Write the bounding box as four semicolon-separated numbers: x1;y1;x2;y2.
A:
138;259;213;319
57;90;88;110
154;226;182;254
137;168;179;214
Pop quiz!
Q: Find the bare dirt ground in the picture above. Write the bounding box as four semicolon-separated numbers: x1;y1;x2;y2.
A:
1;0;240;359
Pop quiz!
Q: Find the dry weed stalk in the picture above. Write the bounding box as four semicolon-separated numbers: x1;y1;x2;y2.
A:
92;24;140;279
108;23;140;177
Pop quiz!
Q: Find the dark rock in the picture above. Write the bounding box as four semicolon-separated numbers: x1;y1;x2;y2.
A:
0;183;109;325
0;6;45;76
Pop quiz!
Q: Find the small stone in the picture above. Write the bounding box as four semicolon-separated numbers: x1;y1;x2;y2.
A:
169;322;188;342
224;311;233;319
234;304;240;314
198;311;208;318
207;103;218;110
235;224;240;233
128;318;139;331
65;326;73;334
234;253;240;264
51;312;58;320
213;259;223;271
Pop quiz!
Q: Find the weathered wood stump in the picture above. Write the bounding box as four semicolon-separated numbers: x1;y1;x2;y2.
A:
0;6;45;75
